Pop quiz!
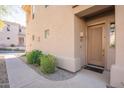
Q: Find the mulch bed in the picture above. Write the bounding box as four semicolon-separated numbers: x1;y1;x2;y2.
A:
0;56;10;88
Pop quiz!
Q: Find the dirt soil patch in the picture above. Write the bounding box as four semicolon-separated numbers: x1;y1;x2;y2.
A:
0;56;10;88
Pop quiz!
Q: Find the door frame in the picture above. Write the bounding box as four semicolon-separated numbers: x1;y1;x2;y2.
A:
85;21;107;69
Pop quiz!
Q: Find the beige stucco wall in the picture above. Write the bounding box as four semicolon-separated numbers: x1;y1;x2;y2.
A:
26;5;116;72
110;5;124;88
25;5;95;72
74;16;86;68
27;6;74;56
73;5;115;70
25;5;124;87
26;5;82;72
73;5;94;14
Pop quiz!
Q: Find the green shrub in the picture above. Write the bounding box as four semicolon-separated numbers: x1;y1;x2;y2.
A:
26;50;42;65
26;52;33;64
33;50;42;65
40;54;56;74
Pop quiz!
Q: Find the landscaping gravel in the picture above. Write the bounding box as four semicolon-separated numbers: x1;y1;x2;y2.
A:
19;56;76;81
0;56;10;88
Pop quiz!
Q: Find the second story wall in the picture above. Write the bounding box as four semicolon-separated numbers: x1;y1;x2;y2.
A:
24;5;97;60
26;5;76;58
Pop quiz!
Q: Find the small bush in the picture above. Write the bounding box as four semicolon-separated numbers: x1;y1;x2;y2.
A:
26;50;42;65
33;50;42;65
40;54;56;74
26;52;34;64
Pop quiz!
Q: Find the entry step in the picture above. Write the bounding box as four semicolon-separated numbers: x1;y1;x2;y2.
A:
84;64;104;73
86;64;104;70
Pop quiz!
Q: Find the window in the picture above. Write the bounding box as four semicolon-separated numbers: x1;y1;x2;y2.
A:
7;37;10;40
19;28;22;32
7;25;10;31
109;22;115;48
44;29;49;39
45;5;48;8
32;35;35;41
32;6;35;19
32;14;35;19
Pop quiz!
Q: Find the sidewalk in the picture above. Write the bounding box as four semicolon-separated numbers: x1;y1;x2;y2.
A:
4;54;108;88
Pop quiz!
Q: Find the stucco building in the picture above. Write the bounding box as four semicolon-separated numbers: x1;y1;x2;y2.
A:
0;21;25;48
23;5;124;87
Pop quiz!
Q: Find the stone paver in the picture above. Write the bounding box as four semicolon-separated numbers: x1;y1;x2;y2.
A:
2;53;109;88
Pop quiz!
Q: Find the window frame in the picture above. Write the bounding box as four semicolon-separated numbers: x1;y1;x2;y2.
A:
7;24;10;31
7;37;10;40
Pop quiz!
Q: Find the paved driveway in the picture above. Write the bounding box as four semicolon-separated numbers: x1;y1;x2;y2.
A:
1;53;109;88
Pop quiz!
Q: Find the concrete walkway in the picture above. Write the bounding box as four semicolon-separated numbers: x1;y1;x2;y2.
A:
3;53;109;88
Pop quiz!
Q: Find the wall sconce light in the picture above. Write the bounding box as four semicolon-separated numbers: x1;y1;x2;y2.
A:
80;32;84;42
45;5;48;8
80;32;84;38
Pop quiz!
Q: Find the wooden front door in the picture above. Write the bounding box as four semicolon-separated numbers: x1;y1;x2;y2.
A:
87;24;105;67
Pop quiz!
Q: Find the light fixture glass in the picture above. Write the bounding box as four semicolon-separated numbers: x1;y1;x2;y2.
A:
109;22;115;48
80;32;84;38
